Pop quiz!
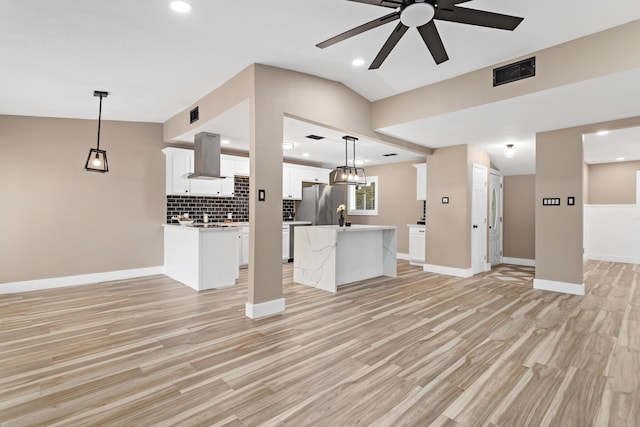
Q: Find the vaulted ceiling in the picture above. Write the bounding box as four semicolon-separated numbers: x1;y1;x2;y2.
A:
2;1;640;173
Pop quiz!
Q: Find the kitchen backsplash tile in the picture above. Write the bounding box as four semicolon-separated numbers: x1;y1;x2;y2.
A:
167;176;296;223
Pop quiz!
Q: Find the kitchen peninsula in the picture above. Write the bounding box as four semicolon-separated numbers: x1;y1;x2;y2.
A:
293;225;397;293
163;224;240;291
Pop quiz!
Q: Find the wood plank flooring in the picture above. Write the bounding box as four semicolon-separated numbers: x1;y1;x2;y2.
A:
1;260;639;426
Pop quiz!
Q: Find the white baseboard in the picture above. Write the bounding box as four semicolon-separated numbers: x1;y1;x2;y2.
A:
484;263;492;272
533;278;585;296
503;257;536;267
0;266;164;294
397;253;410;261
584;254;640;265
245;298;285;319
423;264;473;278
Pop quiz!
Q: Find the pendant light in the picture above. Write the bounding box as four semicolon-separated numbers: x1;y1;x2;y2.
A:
84;90;109;173
332;135;366;185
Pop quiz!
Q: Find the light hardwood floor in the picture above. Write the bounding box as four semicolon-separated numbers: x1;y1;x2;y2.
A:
1;261;638;426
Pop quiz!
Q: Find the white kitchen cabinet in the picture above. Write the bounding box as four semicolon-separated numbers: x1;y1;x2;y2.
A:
240;227;250;266
413;163;427;201
300;165;332;184
162;147;234;197
409;226;426;265
282;164;302;200
162;147;192;195
282;225;290;261
232;156;250;176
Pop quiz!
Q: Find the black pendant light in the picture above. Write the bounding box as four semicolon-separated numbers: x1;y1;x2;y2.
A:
84;90;109;173
332;135;366;186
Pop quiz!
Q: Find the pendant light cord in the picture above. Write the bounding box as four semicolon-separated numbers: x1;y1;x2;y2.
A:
96;94;103;151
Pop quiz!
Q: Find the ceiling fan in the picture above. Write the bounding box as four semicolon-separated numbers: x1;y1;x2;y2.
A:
316;0;524;69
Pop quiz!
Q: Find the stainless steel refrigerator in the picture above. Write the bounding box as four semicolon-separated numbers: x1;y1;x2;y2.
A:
297;184;346;225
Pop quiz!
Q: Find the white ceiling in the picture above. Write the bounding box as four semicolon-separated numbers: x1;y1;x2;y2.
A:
2;0;640;173
584;126;640;165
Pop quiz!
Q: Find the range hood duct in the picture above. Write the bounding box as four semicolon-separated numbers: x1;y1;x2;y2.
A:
187;132;226;180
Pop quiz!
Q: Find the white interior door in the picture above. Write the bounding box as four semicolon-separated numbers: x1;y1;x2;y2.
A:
489;171;503;266
471;164;488;274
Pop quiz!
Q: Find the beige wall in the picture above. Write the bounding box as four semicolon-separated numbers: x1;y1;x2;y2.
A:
0;115;165;284
372;20;640;129
535;129;584;285
503;175;535;260
424;145;489;270
344;161;425;254
588;160;640;204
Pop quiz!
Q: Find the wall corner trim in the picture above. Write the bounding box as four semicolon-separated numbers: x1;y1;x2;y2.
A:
533;278;585;296
0;266;164;294
245;298;285;319
423;264;473;278
502;257;536;267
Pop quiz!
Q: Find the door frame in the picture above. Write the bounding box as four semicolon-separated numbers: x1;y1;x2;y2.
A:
489;169;504;267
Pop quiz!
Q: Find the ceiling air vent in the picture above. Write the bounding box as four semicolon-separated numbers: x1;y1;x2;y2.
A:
305;134;325;140
383;153;398;157
190;106;199;124
493;57;535;87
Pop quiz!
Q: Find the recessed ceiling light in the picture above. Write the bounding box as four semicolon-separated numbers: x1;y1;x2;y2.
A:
282;142;295;150
302;152;310;157
170;1;191;13
354;159;367;166
352;58;365;67
221;139;230;145
596;130;610;136
616;157;625;161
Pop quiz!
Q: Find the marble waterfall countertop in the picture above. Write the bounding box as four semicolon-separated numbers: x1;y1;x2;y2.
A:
293;224;397;293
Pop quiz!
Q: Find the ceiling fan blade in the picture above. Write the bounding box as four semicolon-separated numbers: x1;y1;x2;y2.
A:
438;0;474;6
316;11;400;49
369;22;409;70
417;21;449;64
347;0;403;8
435;6;524;31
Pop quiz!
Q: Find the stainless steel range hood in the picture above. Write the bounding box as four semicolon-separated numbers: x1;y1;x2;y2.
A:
187;132;226;180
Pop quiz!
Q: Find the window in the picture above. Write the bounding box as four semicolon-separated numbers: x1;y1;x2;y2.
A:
348;176;378;216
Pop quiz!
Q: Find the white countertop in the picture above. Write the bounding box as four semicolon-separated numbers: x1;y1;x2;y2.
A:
163;224;240;232
309;224;397;232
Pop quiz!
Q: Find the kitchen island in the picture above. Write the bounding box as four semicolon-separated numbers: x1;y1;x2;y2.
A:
163;224;240;291
293;225;397;293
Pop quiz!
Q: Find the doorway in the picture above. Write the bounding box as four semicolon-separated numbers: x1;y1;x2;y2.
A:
489;170;503;266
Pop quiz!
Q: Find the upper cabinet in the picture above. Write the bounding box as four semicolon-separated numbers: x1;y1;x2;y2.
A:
162;147;331;200
300;165;331;184
162;147;234;197
283;164;332;200
282;164;302;200
231;155;249;176
413;163;427;201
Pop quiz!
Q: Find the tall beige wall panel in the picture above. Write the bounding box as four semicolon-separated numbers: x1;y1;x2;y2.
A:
425;145;470;269
0;116;165;285
535;129;584;285
503;175;535;260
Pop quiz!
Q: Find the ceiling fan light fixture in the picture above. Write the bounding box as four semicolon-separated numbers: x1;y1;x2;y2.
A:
504;144;515;159
400;2;435;28
170;1;191;13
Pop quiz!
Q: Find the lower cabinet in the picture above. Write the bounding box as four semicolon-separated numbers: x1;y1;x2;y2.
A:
409;226;426;265
282;225;290;261
239;227;250;266
238;225;290;267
